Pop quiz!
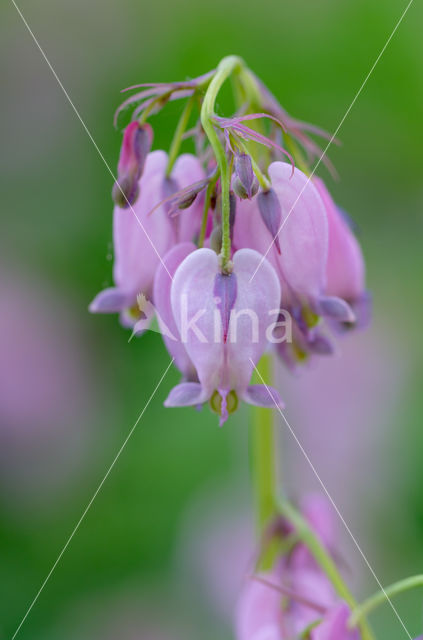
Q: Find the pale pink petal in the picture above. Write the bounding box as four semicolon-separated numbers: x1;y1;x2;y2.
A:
226;249;281;395
113;150;173;302
171;248;224;399
314;178;365;302
153;242;196;378
171;154;206;243
268;162;328;306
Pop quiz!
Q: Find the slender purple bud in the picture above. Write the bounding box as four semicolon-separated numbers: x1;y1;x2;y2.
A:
234;153;259;199
214;272;237;343
112;122;153;208
257;188;282;254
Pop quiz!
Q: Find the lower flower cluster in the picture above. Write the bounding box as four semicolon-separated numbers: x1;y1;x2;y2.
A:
236;496;360;639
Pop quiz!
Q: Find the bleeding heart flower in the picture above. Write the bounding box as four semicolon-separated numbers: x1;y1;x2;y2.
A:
314;177;371;332
89;151;173;326
164;248;284;424
89;152;205;327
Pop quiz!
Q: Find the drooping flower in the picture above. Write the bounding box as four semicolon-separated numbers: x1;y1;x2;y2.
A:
89;151;205;326
235;495;361;639
164;247;284;424
90;150;173;326
233;161;368;368
313;177;371;332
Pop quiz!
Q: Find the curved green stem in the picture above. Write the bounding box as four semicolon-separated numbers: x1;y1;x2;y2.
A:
166;95;195;177
350;575;423;628
200;55;244;268
279;500;375;640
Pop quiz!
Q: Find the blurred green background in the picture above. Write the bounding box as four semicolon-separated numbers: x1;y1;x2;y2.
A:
1;0;423;638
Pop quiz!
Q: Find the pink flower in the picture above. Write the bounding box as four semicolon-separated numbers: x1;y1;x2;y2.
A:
235;495;360;639
233;162;368;368
314;177;371;332
164;248;284;424
90;151;205;326
311;603;360;640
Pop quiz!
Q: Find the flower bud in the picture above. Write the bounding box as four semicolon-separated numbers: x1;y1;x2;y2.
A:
233;153;259;199
112;121;153;208
209;226;222;254
257;188;282;254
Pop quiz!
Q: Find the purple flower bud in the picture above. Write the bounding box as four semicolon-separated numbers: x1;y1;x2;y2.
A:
112;121;153;208
257;188;282;254
233;153;259;199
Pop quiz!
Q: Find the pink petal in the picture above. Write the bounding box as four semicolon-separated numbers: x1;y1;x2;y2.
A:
314;178;365;302
164;382;208;407
170;154;206;243
171;248;224;399
225;249;281;395
113;150;173;303
243;385;285;408
268;162;328;306
153;242;197;378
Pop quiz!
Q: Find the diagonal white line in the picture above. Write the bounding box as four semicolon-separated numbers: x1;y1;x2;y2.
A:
249;0;415;283
11;0;172;280
10;358;174;640
251;358;413;639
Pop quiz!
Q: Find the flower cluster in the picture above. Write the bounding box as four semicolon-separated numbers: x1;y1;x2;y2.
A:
90;56;370;425
236;495;360;639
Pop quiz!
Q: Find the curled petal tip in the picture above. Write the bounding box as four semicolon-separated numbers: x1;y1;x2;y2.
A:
243;385;285;409
164;382;207;408
318;296;356;324
89;288;130;313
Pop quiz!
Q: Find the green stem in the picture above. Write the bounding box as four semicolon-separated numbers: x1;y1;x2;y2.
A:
200;55;244;269
251;355;277;569
279;500;375;640
166;95;195;177
350;575;423;628
198;172;218;248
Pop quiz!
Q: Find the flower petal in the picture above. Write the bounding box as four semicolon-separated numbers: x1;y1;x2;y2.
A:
89;287;132;313
153;242;197;378
164;382;208;407
243;385;285;409
268;162;328;304
113;150;173;302
171;248;224;398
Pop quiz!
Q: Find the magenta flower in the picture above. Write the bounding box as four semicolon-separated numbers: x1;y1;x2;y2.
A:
90;151;205;326
164;247;283;424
